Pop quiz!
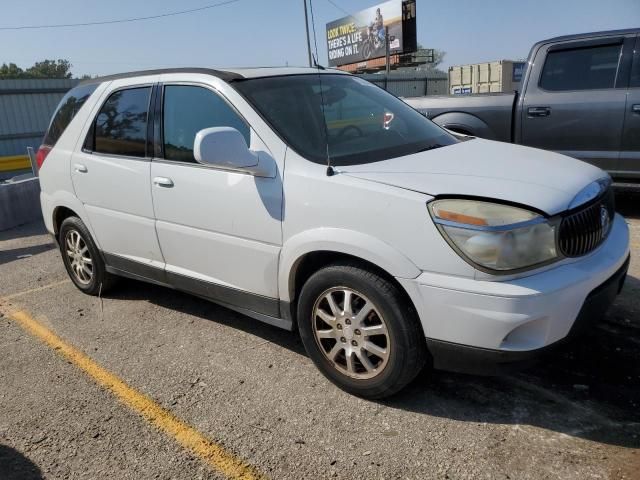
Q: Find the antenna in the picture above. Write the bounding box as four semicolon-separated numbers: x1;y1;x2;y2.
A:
308;0;335;176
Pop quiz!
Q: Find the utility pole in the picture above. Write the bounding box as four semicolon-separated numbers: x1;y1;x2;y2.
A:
303;0;313;67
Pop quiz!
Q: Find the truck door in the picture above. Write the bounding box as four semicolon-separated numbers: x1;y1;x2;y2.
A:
619;35;640;181
519;35;633;174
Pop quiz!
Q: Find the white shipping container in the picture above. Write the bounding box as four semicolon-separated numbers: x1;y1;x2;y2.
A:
449;60;526;95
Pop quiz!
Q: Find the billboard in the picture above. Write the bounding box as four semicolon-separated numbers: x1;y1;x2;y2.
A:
326;0;404;67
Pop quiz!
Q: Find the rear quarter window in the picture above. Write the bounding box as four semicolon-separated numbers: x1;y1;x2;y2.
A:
43;83;98;146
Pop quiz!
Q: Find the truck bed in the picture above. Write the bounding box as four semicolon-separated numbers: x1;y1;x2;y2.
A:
404;93;517;142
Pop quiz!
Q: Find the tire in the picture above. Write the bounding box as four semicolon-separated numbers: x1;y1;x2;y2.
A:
297;262;427;399
362;41;372;60
59;216;116;295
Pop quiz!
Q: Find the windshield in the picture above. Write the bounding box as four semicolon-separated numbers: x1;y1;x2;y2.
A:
233;74;457;166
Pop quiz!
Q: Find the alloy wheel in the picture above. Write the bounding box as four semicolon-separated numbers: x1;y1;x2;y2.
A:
65;229;93;285
312;287;390;379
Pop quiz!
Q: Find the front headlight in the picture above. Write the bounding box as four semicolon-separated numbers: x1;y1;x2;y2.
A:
428;199;558;272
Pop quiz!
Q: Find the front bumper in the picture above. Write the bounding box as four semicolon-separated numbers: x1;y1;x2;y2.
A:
397;213;630;374
425;256;628;374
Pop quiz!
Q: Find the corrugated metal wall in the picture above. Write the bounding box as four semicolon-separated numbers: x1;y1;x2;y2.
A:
357;72;448;97
0;79;79;157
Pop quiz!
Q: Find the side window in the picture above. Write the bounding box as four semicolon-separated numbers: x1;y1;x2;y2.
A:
44;83;98;146
540;43;622;91
162;85;250;163
92;87;151;158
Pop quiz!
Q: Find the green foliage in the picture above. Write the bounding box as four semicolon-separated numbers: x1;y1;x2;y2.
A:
0;63;24;78
0;59;73;79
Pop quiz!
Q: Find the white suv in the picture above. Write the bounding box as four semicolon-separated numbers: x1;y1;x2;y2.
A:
38;68;630;398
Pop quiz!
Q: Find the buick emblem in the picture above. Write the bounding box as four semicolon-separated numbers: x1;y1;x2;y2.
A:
600;205;610;232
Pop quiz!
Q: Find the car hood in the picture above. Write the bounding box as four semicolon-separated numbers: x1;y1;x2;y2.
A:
340;138;606;215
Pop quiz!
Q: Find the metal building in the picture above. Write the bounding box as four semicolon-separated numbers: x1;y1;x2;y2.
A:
0;78;78;173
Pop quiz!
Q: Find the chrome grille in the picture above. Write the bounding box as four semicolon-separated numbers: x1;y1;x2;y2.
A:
558;187;615;257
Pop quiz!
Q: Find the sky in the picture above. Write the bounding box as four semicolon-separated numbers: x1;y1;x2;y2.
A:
1;0;639;77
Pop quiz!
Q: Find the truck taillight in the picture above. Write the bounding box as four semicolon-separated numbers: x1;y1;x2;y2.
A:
36;145;52;170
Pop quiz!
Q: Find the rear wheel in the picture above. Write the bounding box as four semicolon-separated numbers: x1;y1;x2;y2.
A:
297;263;427;399
59;216;116;295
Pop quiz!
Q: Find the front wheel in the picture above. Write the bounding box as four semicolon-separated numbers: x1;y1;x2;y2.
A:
297;263;427;399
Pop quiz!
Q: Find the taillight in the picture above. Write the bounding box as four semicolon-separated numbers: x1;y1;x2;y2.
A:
36;145;52;170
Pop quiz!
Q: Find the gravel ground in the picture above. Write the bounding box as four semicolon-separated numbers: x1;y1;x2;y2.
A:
0;193;638;480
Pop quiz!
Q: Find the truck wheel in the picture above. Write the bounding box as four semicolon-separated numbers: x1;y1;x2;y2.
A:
297;262;427;399
59;216;116;295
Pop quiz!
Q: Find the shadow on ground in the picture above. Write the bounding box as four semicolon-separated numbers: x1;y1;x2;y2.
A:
107;271;640;449
0;221;55;266
0;221;49;243
0;244;56;266
0;445;43;480
615;191;640;219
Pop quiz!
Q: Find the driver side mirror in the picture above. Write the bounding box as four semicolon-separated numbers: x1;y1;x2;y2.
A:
193;127;270;177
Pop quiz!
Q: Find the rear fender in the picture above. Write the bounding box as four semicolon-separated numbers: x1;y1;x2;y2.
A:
42;190;100;249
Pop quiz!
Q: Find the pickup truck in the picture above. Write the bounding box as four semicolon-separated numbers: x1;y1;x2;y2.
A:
405;29;640;186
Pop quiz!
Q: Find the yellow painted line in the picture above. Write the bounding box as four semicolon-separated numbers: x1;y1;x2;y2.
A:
4;308;265;480
0;279;71;301
0;155;31;172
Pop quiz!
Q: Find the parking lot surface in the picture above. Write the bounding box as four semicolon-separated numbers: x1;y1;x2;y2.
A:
1;194;639;480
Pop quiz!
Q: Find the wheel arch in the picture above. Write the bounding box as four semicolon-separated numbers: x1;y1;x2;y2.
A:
280;229;423;330
45;191;100;249
53;206;77;236
431;111;494;139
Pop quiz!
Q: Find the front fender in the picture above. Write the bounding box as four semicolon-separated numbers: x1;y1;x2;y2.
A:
279;228;421;302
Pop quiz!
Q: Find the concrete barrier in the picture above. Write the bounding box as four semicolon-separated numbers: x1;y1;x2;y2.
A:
0;176;42;231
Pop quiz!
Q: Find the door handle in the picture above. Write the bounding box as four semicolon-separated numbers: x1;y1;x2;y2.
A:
153;176;174;188
632;104;640;114
527;106;551;117
73;163;88;173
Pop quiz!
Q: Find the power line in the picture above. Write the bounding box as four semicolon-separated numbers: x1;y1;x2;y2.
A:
325;0;351;17
0;0;241;31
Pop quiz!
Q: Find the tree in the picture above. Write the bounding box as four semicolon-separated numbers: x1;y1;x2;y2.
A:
0;63;25;78
0;59;73;79
25;59;72;79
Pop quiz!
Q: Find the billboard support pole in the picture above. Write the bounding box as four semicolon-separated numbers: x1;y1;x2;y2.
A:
385;26;391;87
303;0;313;67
